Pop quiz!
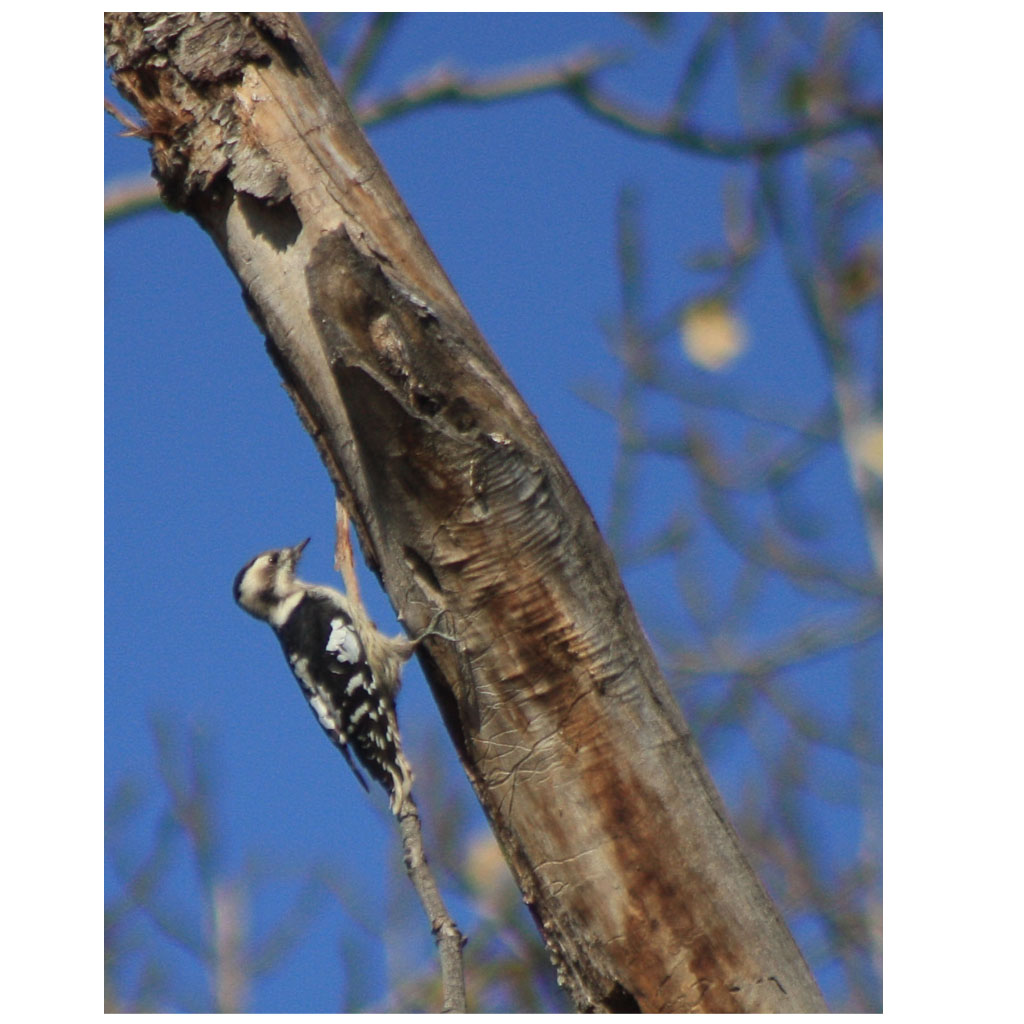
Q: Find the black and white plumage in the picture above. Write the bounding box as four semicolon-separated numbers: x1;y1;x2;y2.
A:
233;538;419;814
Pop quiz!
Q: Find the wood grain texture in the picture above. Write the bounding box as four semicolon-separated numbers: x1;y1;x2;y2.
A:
105;13;827;1012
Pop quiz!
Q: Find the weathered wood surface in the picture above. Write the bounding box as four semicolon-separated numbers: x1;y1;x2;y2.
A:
105;13;827;1012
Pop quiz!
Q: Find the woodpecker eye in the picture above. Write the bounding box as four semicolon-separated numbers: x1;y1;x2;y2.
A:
268;552;279;565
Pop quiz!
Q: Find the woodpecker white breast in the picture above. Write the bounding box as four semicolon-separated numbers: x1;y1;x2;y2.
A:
233;538;415;814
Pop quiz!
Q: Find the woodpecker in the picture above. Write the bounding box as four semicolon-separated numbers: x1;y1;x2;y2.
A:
233;538;438;815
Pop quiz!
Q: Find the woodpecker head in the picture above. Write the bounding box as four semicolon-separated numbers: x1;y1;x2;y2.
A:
233;538;311;623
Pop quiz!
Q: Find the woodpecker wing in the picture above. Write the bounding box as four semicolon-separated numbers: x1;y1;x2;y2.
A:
274;591;407;803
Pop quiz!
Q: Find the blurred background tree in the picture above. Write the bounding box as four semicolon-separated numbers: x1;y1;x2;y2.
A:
105;12;881;1012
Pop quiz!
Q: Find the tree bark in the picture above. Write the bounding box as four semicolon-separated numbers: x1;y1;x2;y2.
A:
104;13;828;1013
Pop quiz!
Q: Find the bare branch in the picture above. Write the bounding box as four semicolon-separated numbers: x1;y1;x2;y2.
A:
106;806;207;962
104;175;163;223
104;96;144;135
354;50;619;126
564;72;881;160
338;13;403;98
397;799;467;1012
757;159;883;573
246;874;327;978
664;603;881;682
332;504;467;1010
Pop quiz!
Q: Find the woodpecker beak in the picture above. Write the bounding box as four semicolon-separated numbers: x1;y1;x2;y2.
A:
291;537;311;562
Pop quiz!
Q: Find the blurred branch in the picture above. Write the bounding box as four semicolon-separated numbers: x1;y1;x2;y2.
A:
397;800;467;1013
757;159;882;573
106;802;206;961
105;98;164;221
765;777;881;1010
247;873;327;979
746;673;880;768
565;72;880;159
579;373;839;444
664;603;880;683
622;13;671;39
105;175;162;223
211;879;248;1013
670;14;729;117
688;438;880;598
605;188;648;555
337;13;403;98
347;14;879;159
105;720;340;1012
355;49;619;125
639;421;826;493
151;719;219;889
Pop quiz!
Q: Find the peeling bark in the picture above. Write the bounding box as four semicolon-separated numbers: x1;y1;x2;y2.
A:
105;13;828;1013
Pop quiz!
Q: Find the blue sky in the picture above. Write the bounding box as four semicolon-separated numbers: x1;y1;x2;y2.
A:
104;13;882;1013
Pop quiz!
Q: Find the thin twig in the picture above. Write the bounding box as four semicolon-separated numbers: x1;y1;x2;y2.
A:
605;188;647;556
106;809;207;960
333;505;467;1012
397;798;468;1013
354;50;618;126
105;96;144;135
565;73;881;160
105;175;163;223
670;14;729;119
338;13;403;98
757;160;883;574
662;602;881;681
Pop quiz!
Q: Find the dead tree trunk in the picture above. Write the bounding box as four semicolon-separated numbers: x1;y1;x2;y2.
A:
104;13;828;1013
